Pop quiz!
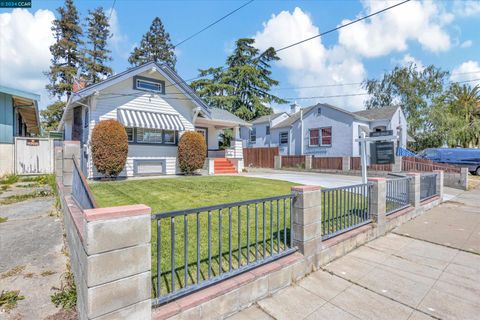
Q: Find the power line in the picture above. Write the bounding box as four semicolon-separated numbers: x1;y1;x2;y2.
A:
108;0;117;21
275;0;411;52
174;0;255;47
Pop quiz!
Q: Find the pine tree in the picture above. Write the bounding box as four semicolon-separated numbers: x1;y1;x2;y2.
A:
128;17;176;69
40;101;66;133
45;0;83;100
191;38;286;121
84;7;112;85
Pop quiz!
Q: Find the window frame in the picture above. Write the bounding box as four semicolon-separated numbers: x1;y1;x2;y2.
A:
163;130;176;145
136;127;163;144
125;127;134;142
309;128;319;146
250;127;256;143
125;127;179;146
133;76;165;94
320;127;332;146
279;132;288;145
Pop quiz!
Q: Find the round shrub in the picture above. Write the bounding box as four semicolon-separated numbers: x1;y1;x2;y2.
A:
178;131;207;174
90;119;128;178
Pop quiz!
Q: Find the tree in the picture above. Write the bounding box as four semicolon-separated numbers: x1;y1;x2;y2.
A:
91;120;128;178
363;63;449;150
40;101;66;133
191;38;286;121
128;17;176;69
46;0;83;100
83;7;112;85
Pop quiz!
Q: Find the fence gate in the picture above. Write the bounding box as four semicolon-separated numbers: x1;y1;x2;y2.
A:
14;137;54;175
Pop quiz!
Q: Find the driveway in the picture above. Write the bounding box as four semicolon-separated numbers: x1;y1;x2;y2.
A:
230;186;480;320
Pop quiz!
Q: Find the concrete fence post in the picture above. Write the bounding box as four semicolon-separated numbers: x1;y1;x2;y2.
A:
207;158;215;175
342;156;350;172
460;167;469;191
367;178;386;234
407;173;421;208
62;141;81;193
54;145;63;181
305;155;312;170
291;185;322;270
392;156;402;172
433;170;444;200
274;155;282;170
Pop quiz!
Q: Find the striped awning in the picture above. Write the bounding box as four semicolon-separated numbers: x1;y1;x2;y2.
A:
117;109;184;131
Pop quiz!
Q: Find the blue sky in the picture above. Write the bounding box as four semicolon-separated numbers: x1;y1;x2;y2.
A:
1;0;480;112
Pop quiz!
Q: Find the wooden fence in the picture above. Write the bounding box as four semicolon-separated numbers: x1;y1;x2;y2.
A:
350;157;391;171
282;155;306;168
312;157;343;170
243;147;279;168
402;156;461;173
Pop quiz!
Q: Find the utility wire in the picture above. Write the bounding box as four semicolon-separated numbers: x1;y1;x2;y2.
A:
275;0;411;52
108;0;117;21
174;0;255;47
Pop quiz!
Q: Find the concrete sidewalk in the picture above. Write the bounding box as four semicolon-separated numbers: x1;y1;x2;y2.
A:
230;187;480;320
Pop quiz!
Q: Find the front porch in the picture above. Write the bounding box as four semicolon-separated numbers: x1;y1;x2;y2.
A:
194;114;247;175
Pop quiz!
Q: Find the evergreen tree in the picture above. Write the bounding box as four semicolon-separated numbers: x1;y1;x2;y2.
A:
191;38;286;121
40;101;66;133
84;7;112;85
45;0;83;100
128;17;176;69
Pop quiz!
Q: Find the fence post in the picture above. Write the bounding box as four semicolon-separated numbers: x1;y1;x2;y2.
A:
305;155;312;170
342;156;350;172
460;167;469;191
392;156;402;172
274;155;282;169
62;141;81;193
406;172;421;208
291;186;322;270
368;178;386;234
433;170;444;200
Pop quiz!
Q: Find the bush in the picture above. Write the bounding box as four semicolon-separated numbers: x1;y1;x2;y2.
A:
178;131;207;174
91;120;128;178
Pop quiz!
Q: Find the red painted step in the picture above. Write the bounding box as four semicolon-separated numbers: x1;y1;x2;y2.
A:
214;158;237;174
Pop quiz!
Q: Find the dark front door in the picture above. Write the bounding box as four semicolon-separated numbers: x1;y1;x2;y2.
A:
72;106;83;141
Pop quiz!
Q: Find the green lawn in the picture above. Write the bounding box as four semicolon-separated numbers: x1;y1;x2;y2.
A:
90;176;297;298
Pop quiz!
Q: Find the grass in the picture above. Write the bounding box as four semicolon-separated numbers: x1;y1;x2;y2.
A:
1;265;25;279
0;174;19;186
0;290;24;312
0;217;7;223
0;190;53;205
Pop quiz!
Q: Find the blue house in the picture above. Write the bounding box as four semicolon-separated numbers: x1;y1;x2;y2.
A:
242;103;408;157
0;86;40;175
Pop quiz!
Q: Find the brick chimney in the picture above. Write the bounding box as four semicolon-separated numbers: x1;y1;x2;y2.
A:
73;77;87;93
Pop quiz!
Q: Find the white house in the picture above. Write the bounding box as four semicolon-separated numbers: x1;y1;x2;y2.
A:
242;103;408;157
58;61;250;178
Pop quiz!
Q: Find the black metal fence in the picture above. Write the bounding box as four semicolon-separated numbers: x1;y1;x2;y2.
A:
420;173;438;201
151;194;295;306
386;177;411;215
321;183;372;240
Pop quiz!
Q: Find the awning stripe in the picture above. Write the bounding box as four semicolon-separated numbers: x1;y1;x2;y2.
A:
117;109;184;131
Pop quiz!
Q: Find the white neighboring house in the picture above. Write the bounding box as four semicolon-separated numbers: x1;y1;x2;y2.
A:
242;103;408;157
58;61;250;178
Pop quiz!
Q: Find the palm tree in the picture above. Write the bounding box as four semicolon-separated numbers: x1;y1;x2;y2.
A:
447;84;480;147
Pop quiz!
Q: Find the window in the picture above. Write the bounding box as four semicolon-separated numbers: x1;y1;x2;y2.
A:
321;127;332;146
84;108;89;128
134;76;164;94
280;132;288;145
317;107;321;115
164;130;176;144
125;127;134;142
136;128;163;144
309;129;319;146
266;125;270;135
250;128;256;142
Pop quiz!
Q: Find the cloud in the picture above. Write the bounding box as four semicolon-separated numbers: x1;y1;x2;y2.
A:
108;8;131;60
338;0;452;57
459;40;473;48
0;9;55;107
254;8;367;111
450;60;480;87
393;54;424;70
453;0;480;17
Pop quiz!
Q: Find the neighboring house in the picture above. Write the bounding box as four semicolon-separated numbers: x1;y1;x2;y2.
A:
242;103;407;157
241;111;289;148
58;61;249;178
0;86;40;176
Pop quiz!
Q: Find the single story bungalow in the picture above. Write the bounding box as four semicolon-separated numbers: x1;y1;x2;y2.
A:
0;86;40;176
241;103;408;157
58;61;250;178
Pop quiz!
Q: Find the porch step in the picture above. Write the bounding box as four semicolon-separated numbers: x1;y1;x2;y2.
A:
214;158;237;174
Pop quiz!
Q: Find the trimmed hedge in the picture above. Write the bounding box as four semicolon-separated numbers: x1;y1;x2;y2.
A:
91;120;128;178
178;131;207;174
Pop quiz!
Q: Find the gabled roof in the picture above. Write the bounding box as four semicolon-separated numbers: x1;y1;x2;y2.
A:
210;107;250;126
251;112;287;124
352;106;399;121
71;61;210;117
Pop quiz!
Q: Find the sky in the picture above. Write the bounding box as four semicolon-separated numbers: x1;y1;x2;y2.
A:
0;0;479;113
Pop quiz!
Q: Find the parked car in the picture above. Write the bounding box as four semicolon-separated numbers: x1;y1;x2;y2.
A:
418;148;480;175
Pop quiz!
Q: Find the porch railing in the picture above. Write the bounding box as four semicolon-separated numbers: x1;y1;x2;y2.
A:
420;173;438;201
321;183;372;240
151;194;296;306
386;177;410;215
